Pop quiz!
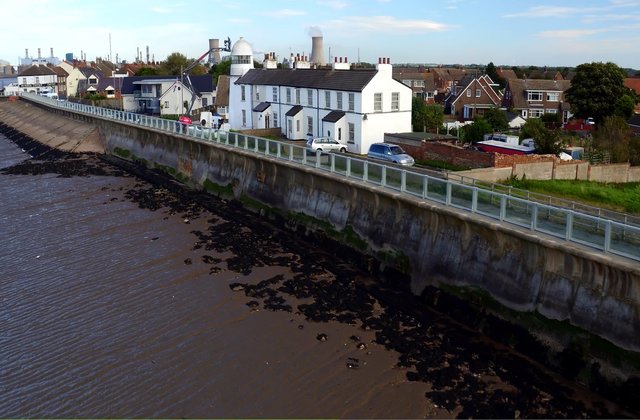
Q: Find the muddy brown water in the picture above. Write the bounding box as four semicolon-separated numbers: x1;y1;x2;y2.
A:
0;133;634;418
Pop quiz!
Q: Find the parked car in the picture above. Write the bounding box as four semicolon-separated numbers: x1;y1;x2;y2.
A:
306;137;347;153
367;143;415;166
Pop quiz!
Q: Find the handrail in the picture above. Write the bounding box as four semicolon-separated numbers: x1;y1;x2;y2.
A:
19;93;640;262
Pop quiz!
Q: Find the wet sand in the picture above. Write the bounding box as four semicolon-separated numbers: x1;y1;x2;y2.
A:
0;134;636;418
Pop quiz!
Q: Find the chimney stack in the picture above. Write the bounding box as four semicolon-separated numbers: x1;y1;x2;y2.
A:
38;48;41;59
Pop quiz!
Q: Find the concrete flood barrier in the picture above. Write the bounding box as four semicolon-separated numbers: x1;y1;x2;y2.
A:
2;98;640;357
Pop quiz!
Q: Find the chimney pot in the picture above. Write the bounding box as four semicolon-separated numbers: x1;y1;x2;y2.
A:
387;57;390;64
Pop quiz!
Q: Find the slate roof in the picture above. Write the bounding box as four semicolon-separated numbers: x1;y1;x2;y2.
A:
253;101;271;112
118;74;215;95
285;105;303;116
322;110;345;122
236;68;378;92
19;65;57;76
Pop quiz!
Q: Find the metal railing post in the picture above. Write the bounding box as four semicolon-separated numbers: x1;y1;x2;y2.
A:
531;203;538;231
423;175;428;199
381;166;387;187
565;211;574;241
401;170;406;192
604;220;612;252
446;182;452;205
500;195;507;221
471;187;478;213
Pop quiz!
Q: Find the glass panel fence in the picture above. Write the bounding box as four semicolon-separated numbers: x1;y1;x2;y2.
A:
503;196;533;228
476;189;502;218
609;222;640;260
425;176;447;203
449;183;474;211
571;213;606;250
535;205;569;239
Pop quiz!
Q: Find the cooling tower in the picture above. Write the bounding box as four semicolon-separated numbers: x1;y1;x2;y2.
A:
310;36;325;66
208;38;221;64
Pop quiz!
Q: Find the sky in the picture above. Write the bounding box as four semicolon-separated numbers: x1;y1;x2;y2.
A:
1;0;639;69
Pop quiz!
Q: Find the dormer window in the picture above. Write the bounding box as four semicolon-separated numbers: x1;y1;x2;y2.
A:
89;77;98;85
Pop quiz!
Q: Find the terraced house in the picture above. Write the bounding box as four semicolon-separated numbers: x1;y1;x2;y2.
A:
228;37;412;155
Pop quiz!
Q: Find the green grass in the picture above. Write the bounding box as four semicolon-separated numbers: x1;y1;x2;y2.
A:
504;178;640;215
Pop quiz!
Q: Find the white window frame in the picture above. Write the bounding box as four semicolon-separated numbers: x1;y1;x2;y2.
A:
529;109;544;118
546;92;559;102
528;91;543;101
466;89;471;97
307;116;313;134
348;93;354;112
475;89;481;97
391;92;399;111
295;89;300;105
286;88;291;104
348;122;355;144
241;86;246;101
242;109;247;126
272;87;278;102
325;91;330;108
307;89;313;106
336;92;343;110
273;112;278;127
374;92;382;112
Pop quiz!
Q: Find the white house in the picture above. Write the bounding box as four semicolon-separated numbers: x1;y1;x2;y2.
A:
120;75;215;116
17;65;58;94
66;67;102;97
228;37;412;155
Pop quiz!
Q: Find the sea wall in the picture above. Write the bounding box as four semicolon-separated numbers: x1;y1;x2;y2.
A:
3;97;640;353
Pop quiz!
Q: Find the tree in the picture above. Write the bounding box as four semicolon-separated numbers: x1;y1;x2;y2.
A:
519;118;562;155
565;62;627;124
519;117;546;141
461;117;492;143
161;52;189;75
593;116;633;163
483;107;509;132
424;104;444;132
209;59;232;84
614;94;636;120
412;96;427;131
135;67;158;76
485;62;506;89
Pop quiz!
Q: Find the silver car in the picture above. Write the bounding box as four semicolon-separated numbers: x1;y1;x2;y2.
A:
306;137;347;153
367;143;415;166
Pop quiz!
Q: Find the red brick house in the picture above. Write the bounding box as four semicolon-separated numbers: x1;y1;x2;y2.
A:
445;74;502;120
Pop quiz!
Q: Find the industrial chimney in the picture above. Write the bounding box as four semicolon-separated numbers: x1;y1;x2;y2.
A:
310;36;325;66
208;39;221;64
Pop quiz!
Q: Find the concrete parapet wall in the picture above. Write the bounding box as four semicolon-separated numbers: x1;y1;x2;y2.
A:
4;98;640;352
629;166;640;182
589;163;632;183
514;161;554;180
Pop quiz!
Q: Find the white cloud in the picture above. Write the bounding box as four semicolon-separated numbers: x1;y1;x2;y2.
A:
316;0;349;9
325;15;452;33
504;6;578;18
261;9;307;18
536;29;610;39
